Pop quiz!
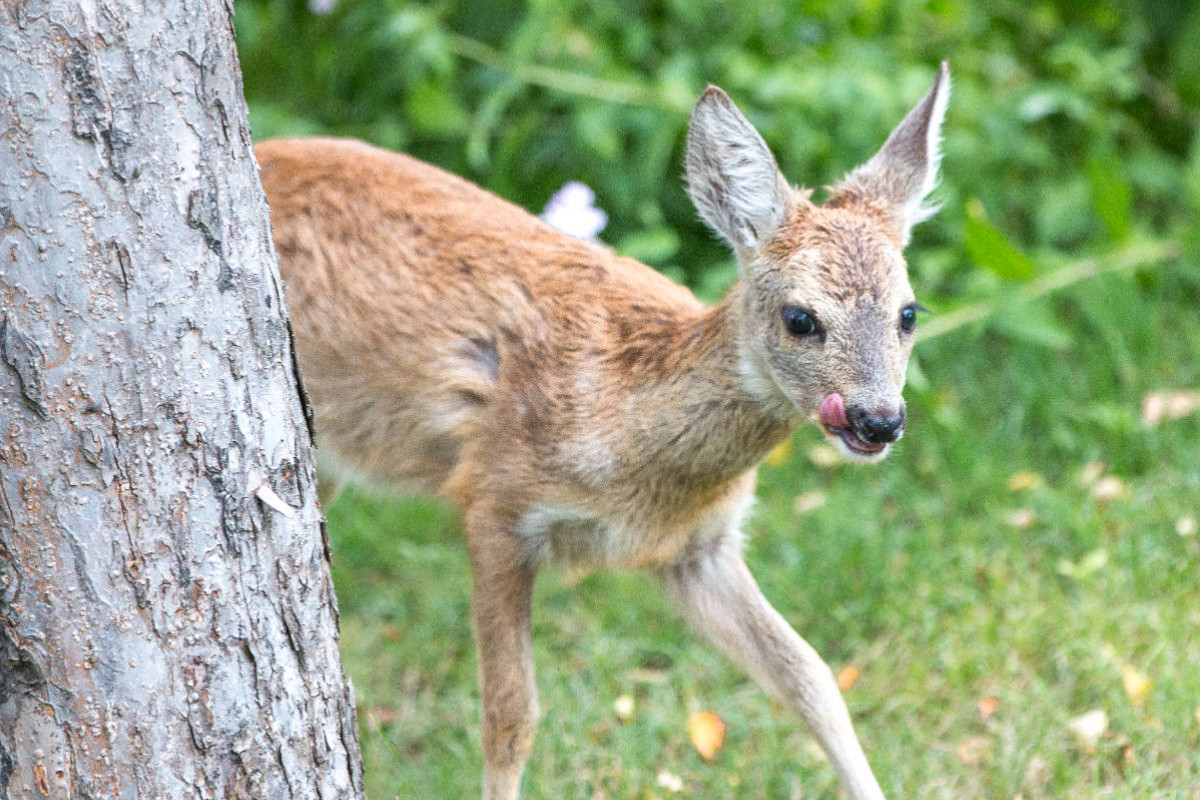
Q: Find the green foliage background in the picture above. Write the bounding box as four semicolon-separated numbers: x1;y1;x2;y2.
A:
239;0;1199;301
235;2;1200;798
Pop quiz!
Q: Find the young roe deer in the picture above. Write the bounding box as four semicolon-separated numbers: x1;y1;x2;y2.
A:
257;61;949;800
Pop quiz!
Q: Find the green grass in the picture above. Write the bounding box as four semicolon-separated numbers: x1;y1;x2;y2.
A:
326;267;1200;799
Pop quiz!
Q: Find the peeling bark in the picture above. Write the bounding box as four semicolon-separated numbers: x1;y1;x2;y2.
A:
0;2;364;798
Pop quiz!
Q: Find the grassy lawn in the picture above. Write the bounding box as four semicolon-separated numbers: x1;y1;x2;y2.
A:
324;266;1200;799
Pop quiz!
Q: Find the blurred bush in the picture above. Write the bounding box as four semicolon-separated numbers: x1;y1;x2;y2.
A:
235;0;1199;305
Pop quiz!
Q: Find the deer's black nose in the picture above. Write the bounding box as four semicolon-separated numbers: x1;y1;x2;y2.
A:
847;405;906;444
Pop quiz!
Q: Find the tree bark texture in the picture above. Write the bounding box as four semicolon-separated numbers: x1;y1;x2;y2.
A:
0;2;364;798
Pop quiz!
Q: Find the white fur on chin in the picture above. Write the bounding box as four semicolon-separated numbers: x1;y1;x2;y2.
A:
828;431;891;464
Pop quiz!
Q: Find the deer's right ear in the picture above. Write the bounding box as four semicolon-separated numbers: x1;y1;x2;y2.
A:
685;86;790;253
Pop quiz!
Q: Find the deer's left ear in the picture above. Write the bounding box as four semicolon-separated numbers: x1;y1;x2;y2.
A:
831;62;950;246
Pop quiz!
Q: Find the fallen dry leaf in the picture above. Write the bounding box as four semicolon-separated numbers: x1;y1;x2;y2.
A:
1007;470;1043;491
656;770;683;793
687;710;727;761
1176;515;1196;537
793;489;827;515
1077;460;1105;488
1067;709;1108;750
1122;665;1153;706
1141;389;1200;426
977;695;1001;721
836;665;861;691
1008;508;1036;529
956;736;992;765
1091;475;1128;502
614;694;635;722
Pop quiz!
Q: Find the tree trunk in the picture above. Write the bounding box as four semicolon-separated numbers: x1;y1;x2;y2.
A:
0;2;364;798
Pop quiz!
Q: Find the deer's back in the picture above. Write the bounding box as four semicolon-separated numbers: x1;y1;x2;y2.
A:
256;138;705;510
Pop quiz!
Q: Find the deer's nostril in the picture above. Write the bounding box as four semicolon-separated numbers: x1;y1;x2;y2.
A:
863;416;903;442
847;406;906;443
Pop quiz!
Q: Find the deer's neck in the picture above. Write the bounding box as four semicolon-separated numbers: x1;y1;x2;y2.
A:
623;286;801;486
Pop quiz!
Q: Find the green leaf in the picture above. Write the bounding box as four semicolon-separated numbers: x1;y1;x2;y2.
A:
246;102;325;140
695;260;739;305
616;227;680;264
575;105;621;161
965;214;1035;281
905;351;930;394
404;80;469;137
1086;153;1132;242
989;300;1072;350
1186;131;1200;214
467;81;522;171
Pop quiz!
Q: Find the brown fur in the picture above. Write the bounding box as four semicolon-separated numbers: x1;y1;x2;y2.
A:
256;63;949;800
260;139;789;564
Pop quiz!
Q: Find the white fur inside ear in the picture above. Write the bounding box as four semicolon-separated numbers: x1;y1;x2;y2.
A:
837;63;951;245
906;65;950;230
685;87;789;252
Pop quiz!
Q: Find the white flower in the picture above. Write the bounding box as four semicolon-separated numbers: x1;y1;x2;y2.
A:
308;0;336;15
540;181;607;240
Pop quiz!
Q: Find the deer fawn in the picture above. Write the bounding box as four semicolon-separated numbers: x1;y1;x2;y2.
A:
257;62;949;800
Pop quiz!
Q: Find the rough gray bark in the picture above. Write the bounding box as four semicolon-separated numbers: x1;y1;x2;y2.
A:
0;2;364;799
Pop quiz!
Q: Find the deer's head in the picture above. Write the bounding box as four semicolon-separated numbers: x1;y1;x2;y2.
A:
685;63;950;462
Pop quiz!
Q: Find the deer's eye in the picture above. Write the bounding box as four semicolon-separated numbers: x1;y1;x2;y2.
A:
782;306;819;337
900;302;926;334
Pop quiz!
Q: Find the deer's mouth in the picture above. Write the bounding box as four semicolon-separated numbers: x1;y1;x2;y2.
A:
817;392;888;459
822;424;887;456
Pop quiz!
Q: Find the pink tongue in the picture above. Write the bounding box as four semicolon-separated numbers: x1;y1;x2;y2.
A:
819;393;848;428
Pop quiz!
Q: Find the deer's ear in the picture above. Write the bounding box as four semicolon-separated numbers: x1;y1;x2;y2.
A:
685;86;790;253
832;62;950;246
